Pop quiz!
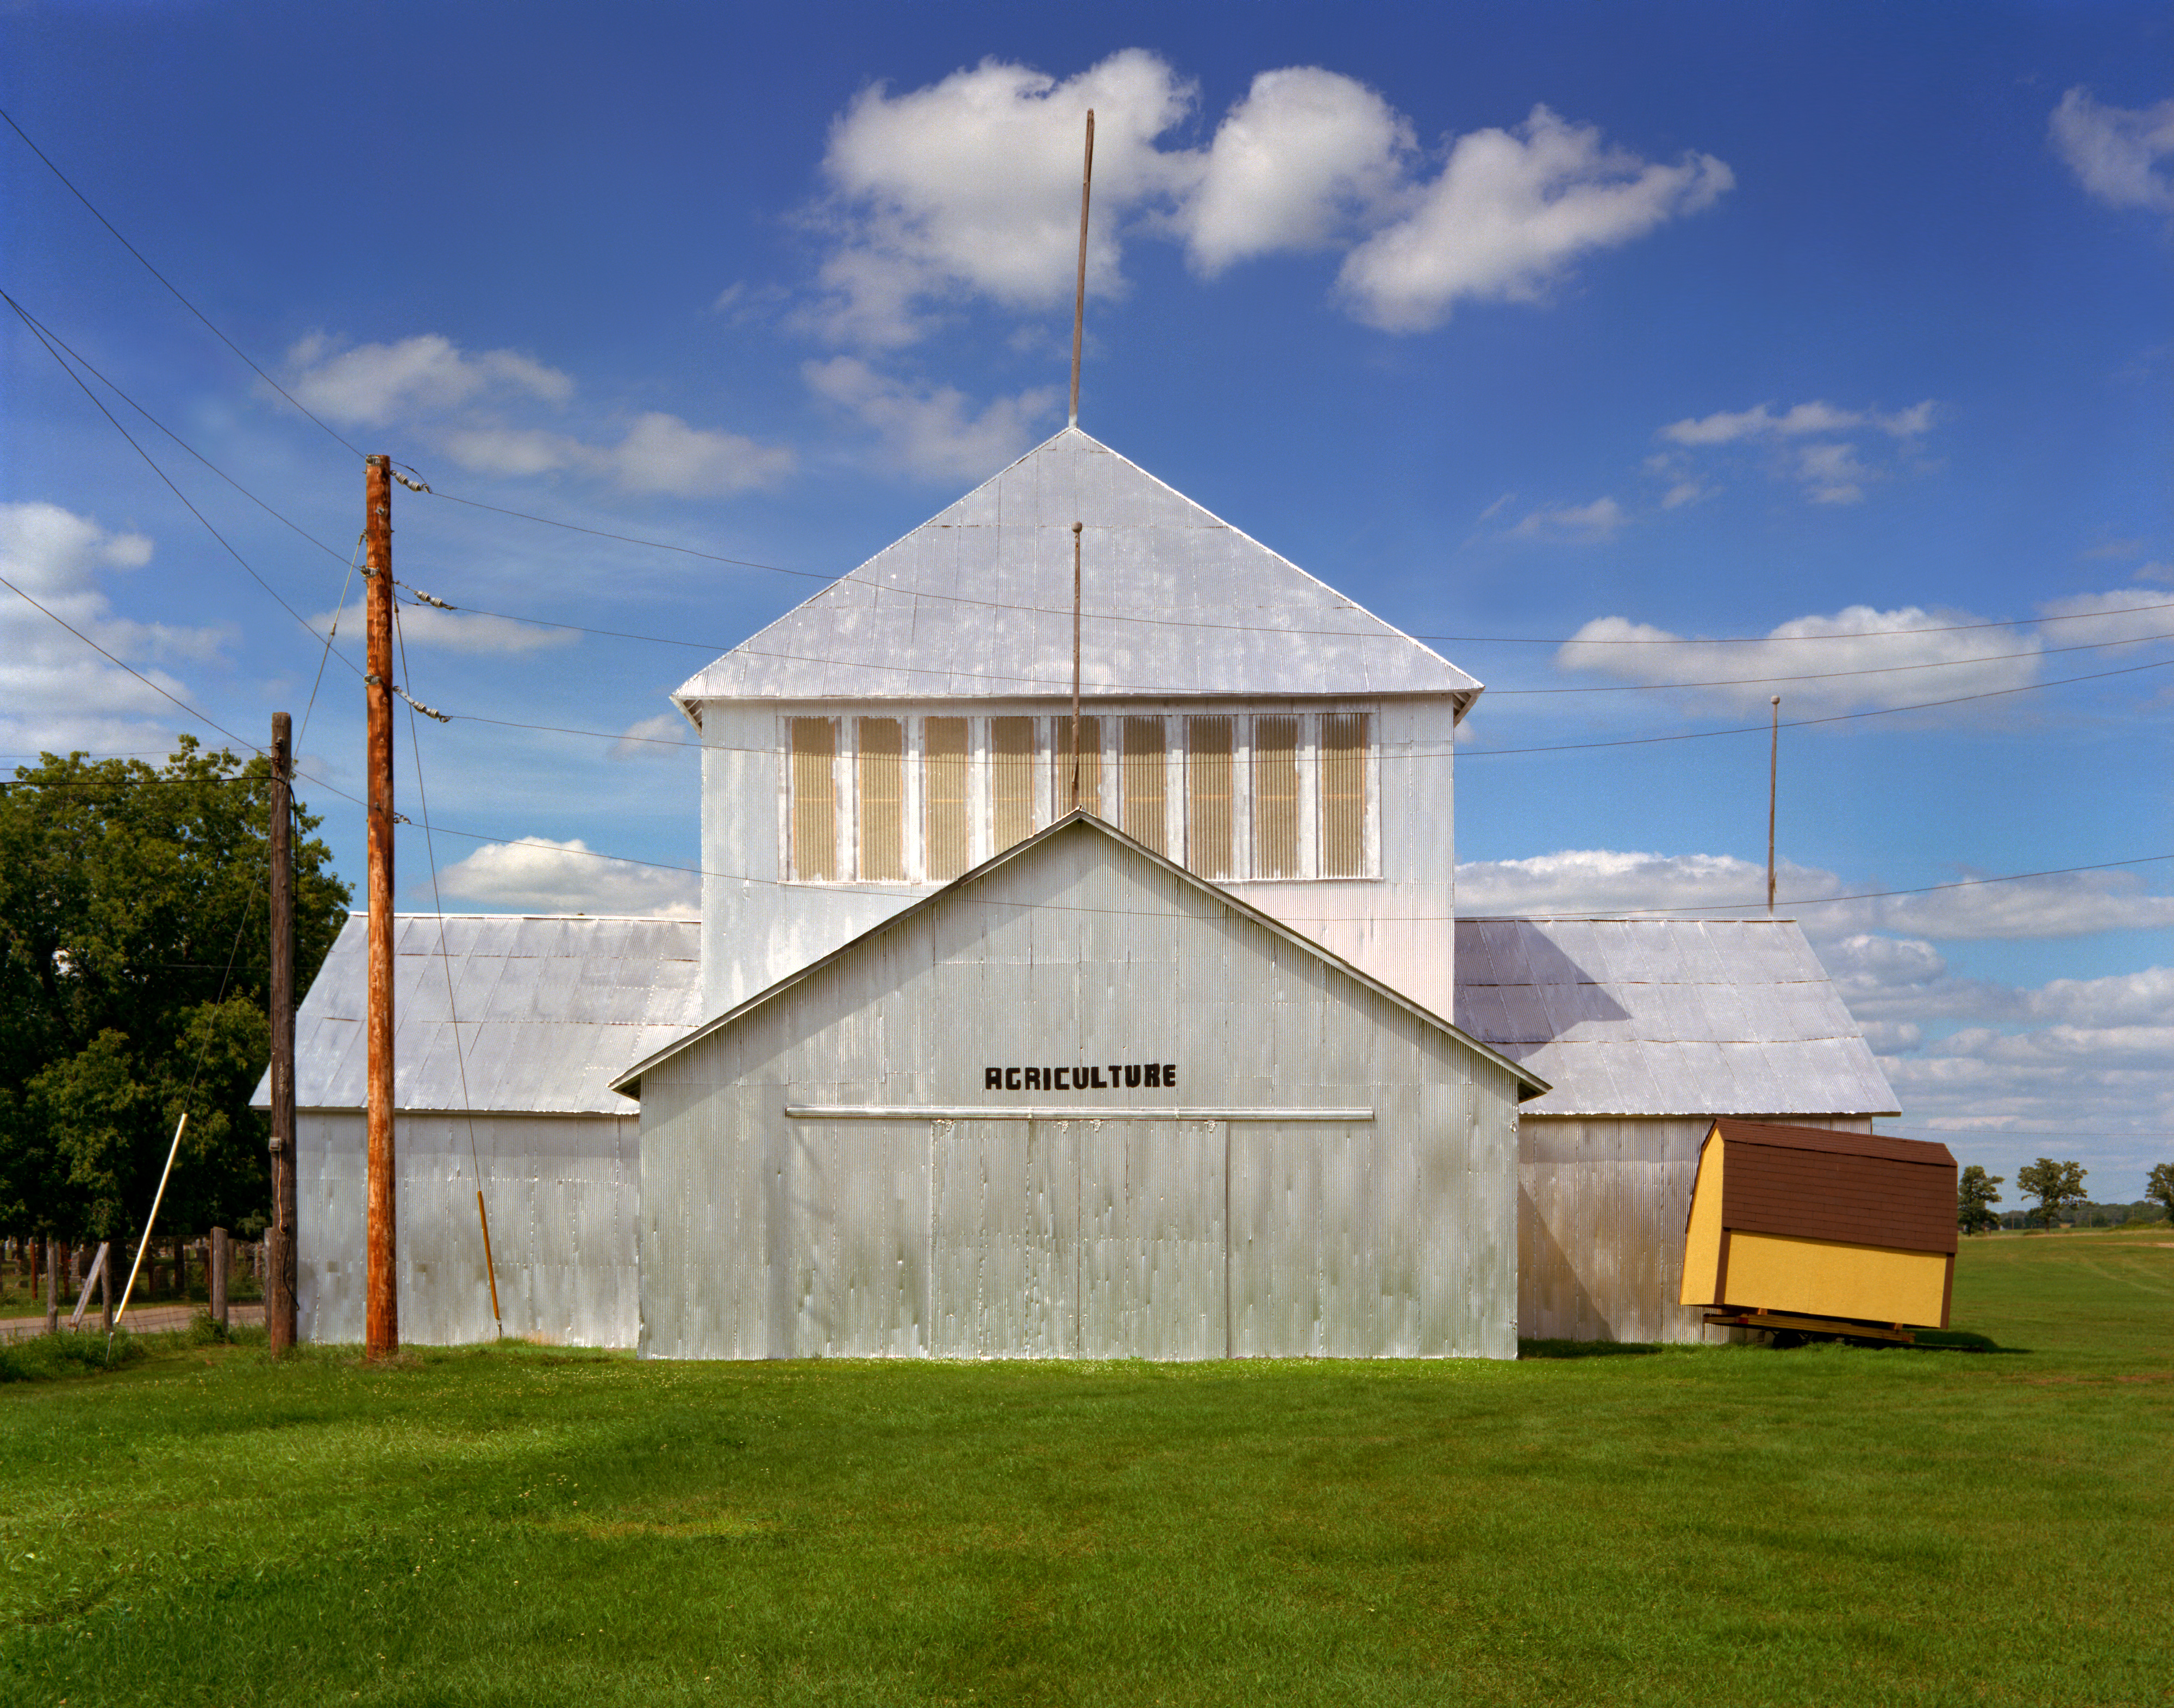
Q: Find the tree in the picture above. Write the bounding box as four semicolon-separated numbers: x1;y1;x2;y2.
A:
2015;1158;2088;1232
0;740;349;1254
2148;1163;2174;1228
1957;1164;2004;1236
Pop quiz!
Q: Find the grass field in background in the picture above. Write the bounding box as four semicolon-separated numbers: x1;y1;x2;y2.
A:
2;1229;2167;1707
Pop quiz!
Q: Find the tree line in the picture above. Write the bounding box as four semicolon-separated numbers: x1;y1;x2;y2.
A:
0;743;349;1261
1958;1159;2174;1234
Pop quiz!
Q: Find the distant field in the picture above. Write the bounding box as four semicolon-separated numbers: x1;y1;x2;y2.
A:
2;1230;2167;1707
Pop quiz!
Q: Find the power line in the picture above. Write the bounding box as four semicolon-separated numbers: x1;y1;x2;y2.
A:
4;292;358;567
330;799;2174;922
0;567;283;763
0;106;364;459
8;279;2165;680
421;484;2174;651
392;651;2174;762
1520;852;2174;917
3;290;361;677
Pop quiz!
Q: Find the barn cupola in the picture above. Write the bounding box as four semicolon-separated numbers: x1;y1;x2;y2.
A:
675;427;1480;1018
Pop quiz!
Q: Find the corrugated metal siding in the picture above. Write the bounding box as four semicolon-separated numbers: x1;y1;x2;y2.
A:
1517;1113;1875;1344
636;822;1519;1362
1454;918;1897;1118
296;1111;639;1347
673;428;1481;706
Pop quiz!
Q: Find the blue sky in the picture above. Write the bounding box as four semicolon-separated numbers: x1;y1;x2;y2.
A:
3;2;2169;1191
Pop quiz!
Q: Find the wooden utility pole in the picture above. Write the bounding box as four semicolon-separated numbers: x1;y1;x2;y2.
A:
267;711;297;1352
1767;695;1781;918
364;454;398;1360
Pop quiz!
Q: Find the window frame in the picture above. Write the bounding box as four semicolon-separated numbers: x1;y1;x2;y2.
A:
778;705;1380;887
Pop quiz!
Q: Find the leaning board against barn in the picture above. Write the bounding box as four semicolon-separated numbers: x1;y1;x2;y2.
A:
614;814;1547;1361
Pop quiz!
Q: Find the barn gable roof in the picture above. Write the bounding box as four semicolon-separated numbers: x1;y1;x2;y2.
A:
1453;917;1898;1118
612;811;1544;1100
249;913;702;1117
672;427;1482;712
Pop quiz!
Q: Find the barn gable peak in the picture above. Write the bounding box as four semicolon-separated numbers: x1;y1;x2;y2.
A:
674;427;1482;711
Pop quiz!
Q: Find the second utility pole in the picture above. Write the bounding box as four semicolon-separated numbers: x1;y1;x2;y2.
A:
364;454;398;1360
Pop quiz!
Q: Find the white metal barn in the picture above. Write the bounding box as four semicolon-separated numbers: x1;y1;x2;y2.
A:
1454;917;1898;1343
268;424;1899;1356
255;914;698;1347
613;814;1545;1361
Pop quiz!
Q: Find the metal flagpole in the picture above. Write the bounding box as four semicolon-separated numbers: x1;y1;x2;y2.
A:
1069;110;1094;810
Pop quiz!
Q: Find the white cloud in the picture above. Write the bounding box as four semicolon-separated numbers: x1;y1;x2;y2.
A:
1553;604;2047;715
1660;479;1714;510
807;50;1200;347
2034;589;2174;649
0;503;230;756
611;712;694;760
2133;561;2173;585
804;357;1059;484
1654;398;1936;505
1795;441;1875;505
1181;68;1411;274
335;602;574;656
1660;399;1934;446
802;58;1729;343
432;835;698;916
1508;496;1622;543
610;413;796;497
440;412;795;497
2049;87;2174;215
286;333;572;426
293;333;791;497
1554;589;2174;716
1334;105;1732;332
1454;848;2174;942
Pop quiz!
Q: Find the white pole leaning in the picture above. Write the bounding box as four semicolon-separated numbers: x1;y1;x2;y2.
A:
115;1110;188;1327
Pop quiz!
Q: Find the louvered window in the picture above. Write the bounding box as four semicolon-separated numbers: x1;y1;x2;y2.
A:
856;718;905;881
1120;716;1166;854
991;716;1038;854
1319;711;1370;879
788;717;838;880
1252;714;1302;880
923;717;970;881
1185;716;1234;880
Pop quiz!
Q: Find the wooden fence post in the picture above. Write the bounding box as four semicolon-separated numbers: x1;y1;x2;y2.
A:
210;1228;229;1328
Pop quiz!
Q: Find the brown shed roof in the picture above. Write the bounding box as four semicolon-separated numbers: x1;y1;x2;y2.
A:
1714;1119;1957;1256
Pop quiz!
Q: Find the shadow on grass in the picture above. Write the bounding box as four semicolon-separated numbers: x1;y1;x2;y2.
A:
1907;1328;2028;1355
1518;1338;1664;1360
1518;1329;2028;1359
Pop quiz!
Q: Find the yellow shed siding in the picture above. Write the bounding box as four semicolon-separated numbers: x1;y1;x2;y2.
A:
1719;1231;1949;1327
1678;1134;1726;1307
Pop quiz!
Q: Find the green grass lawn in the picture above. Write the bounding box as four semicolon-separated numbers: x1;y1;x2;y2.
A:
3;1231;2168;1707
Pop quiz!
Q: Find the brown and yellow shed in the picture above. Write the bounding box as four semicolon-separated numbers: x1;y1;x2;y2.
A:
1679;1121;1957;1332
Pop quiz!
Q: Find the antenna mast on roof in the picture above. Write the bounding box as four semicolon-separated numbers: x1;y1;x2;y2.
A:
1069;110;1094;810
1069;110;1094;429
1767;695;1781;917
